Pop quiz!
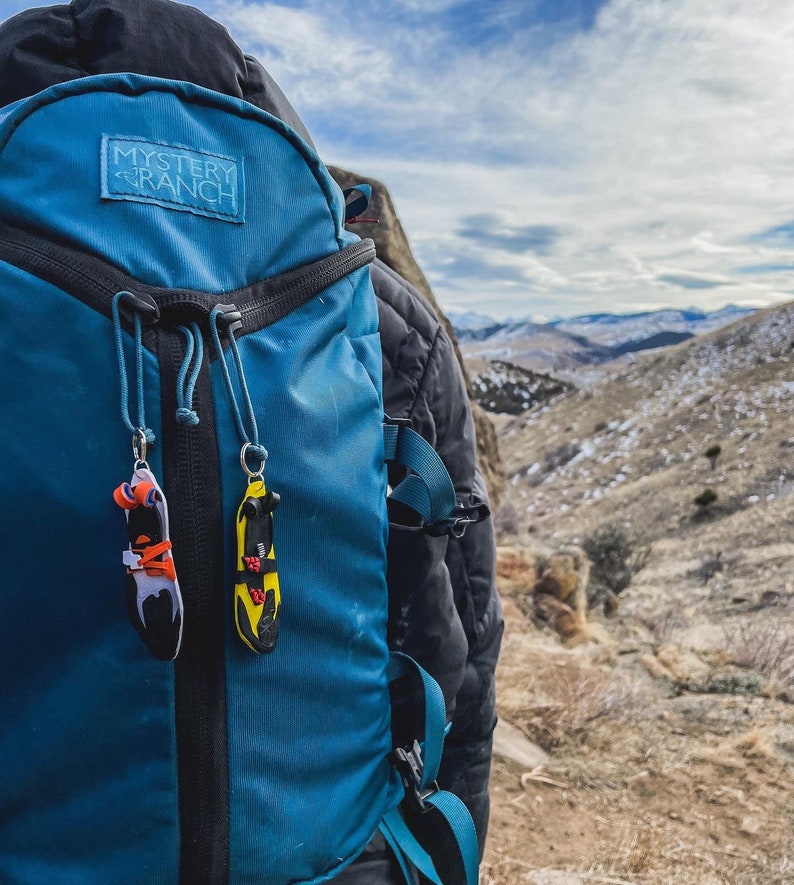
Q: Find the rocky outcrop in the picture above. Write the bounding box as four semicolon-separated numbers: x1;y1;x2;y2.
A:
328;165;504;505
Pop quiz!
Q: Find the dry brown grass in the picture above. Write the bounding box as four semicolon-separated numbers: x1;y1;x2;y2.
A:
723;617;794;699
508;658;653;752
485;816;794;885
497;547;540;592
490;584;794;885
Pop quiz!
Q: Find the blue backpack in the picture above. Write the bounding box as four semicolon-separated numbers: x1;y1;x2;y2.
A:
0;74;480;884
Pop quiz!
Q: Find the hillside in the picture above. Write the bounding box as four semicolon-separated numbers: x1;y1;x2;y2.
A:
467;359;573;415
497;300;793;544
485;301;794;884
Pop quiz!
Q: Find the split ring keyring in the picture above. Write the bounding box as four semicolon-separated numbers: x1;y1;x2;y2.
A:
133;428;149;468
240;442;266;479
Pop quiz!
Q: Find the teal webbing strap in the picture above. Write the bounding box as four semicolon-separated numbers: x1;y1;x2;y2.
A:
378;819;415;885
380;808;441;885
383;422;457;523
386;653;480;885
388;653;445;785
425;792;480;885
389;473;435;521
380;798;479;885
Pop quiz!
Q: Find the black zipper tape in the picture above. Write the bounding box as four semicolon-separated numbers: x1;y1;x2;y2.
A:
159;327;230;884
0;221;375;334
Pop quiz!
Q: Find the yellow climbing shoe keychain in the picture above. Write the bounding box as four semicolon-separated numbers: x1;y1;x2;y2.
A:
234;443;281;654
209;305;281;654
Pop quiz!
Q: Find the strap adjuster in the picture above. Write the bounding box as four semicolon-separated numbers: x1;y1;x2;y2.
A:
391;740;439;814
424;502;491;538
384;415;412;429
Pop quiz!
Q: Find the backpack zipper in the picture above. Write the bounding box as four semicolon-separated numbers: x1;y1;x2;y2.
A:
158;324;230;884
0;221;375;331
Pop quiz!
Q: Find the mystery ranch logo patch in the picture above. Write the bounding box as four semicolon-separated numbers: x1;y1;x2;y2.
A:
101;136;244;222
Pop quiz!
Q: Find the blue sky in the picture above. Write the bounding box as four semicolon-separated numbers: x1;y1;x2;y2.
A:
2;0;794;320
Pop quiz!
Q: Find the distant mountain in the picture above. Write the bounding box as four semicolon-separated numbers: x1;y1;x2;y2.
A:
451;305;758;378
459;321;613;377
445;310;497;332
610;330;694;357
450;304;755;350
552;304;756;348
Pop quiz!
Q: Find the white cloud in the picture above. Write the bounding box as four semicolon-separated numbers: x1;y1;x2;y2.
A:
0;0;794;316
387;0;466;11
5;0;788;320
210;2;396;107
409;0;794;318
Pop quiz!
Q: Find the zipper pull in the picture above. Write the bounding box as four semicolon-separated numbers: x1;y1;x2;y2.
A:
215;303;243;334
116;290;160;325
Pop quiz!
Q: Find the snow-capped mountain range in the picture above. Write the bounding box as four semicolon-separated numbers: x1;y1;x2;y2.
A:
451;303;761;388
449;304;756;350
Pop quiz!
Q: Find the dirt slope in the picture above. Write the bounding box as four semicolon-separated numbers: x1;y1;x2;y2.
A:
484;302;794;884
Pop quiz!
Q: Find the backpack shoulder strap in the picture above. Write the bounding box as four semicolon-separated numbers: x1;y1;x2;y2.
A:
383;653;480;885
383;420;489;537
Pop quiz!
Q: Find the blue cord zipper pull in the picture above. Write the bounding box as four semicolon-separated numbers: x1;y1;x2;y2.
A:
175;322;203;426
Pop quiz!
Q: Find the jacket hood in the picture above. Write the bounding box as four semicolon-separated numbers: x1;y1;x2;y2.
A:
0;0;315;147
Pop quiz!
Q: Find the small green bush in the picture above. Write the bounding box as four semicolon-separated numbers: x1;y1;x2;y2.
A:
704;444;722;470
694;488;718;508
583;523;650;601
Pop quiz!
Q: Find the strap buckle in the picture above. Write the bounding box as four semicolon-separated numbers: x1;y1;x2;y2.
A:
391;740;439;814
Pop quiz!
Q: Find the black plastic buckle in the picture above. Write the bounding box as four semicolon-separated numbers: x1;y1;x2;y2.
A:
391;740;438;814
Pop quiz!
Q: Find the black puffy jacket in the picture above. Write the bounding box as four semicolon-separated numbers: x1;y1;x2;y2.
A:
374;260;503;847
0;0;503;854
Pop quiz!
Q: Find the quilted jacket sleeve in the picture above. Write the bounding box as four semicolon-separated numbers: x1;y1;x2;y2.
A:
373;260;503;856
